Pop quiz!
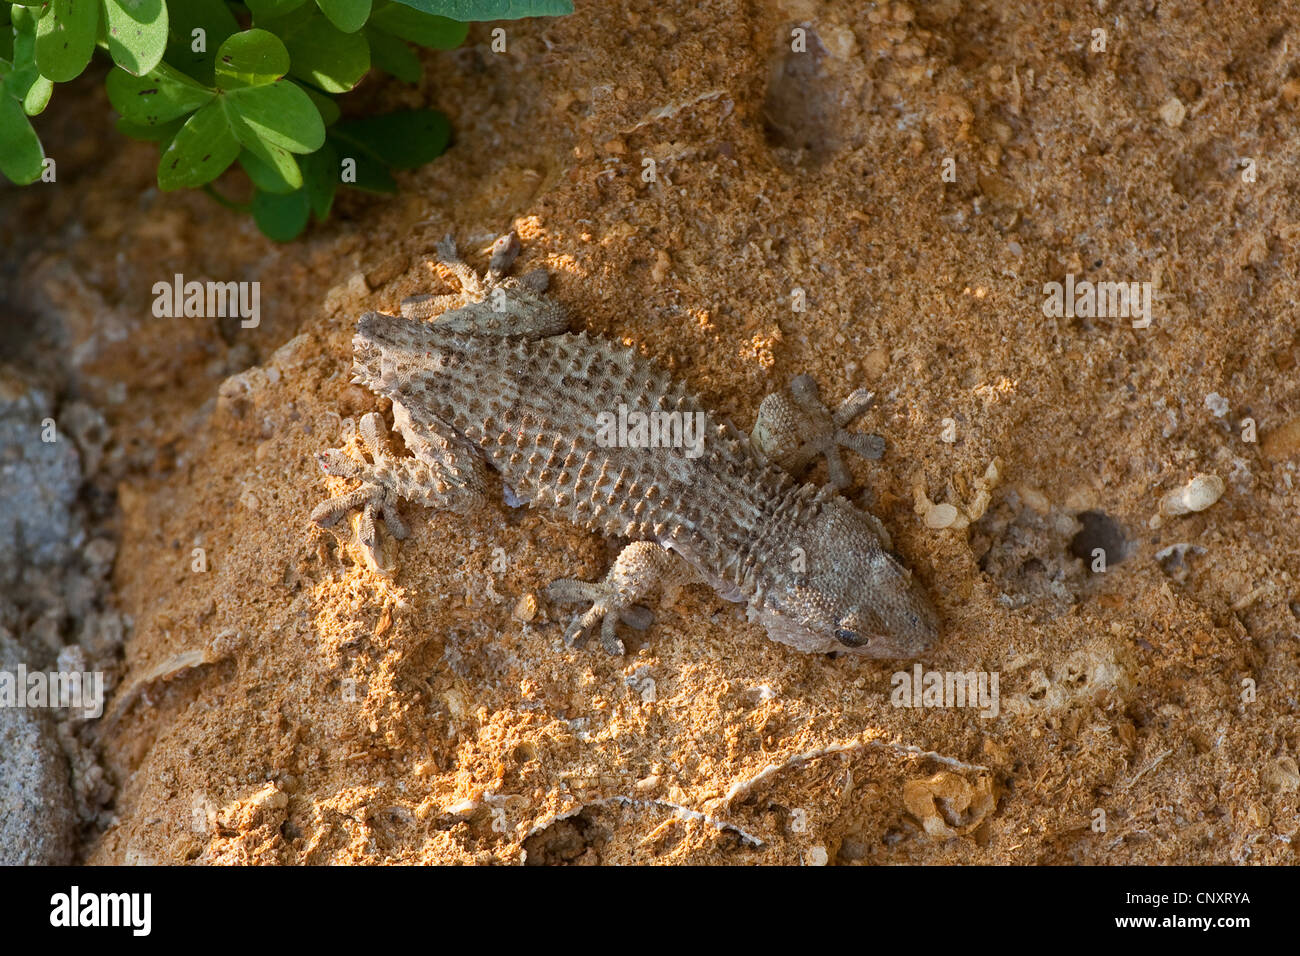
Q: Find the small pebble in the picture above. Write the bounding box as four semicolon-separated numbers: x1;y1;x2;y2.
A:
1204;392;1229;418
1160;473;1224;517
1159;97;1186;128
512;592;539;623
924;502;959;529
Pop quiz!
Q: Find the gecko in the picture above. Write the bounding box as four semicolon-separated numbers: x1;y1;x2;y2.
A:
310;232;939;659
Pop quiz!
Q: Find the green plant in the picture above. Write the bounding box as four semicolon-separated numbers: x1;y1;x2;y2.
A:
0;0;571;239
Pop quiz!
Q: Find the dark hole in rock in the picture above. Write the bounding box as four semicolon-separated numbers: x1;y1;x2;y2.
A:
762;27;840;164
1069;510;1128;570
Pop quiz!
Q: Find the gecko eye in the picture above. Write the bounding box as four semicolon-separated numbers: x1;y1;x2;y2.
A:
834;627;869;648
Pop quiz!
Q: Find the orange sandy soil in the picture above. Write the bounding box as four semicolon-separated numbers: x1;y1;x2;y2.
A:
12;0;1300;863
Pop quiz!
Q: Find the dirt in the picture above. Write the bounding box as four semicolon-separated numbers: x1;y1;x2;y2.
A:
7;0;1300;864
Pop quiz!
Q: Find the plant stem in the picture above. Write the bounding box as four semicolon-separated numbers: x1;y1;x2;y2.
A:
203;183;250;212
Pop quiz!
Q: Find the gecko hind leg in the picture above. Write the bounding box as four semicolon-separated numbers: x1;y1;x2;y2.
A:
433;233;487;295
399;234;548;317
399;231;567;337
751;374;885;489
396;233;501;319
548;542;692;654
399;293;464;320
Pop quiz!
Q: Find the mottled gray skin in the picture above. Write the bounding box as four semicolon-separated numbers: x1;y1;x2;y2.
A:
313;234;939;659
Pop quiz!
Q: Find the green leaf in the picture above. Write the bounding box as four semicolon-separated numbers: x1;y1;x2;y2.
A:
328;132;396;192
0;91;44;183
4;4;29;62
330;108;448;169
246;0;311;19
299;142;338;217
344;161;396;193
103;0;168;76
239;144;302;192
34;0;99;82
316;0;370;33
295;80;339;125
106;62;214;126
386;0;572;20
251;187;311;241
163;0;239;85
224;78;325;152
7;4;51;113
265;6;369;93
369;3;466;48
116;113;185;141
214;29;290;89
364;25;420;82
157;99;240;189
23;74;52;114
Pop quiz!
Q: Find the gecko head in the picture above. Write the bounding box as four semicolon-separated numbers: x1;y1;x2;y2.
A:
351;311;440;397
760;496;939;659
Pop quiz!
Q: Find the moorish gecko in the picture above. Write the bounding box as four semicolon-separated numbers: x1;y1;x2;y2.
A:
311;233;939;658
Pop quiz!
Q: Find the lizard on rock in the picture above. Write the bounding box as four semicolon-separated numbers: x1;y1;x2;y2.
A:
312;233;939;659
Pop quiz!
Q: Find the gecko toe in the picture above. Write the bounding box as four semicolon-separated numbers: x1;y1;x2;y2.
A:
487;231;522;279
547;578;603;603
550;579;634;653
598;615;626;655
560;606;603;648
435;234;458;262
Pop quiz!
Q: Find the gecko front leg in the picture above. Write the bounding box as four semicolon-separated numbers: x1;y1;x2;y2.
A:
311;411;485;570
751;374;885;489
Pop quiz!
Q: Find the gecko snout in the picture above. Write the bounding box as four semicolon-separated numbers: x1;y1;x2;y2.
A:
834;567;941;659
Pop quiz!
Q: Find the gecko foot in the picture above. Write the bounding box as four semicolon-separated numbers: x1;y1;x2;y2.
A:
310;413;411;570
547;542;686;654
434;232;549;294
751;374;885;489
400;231;562;333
